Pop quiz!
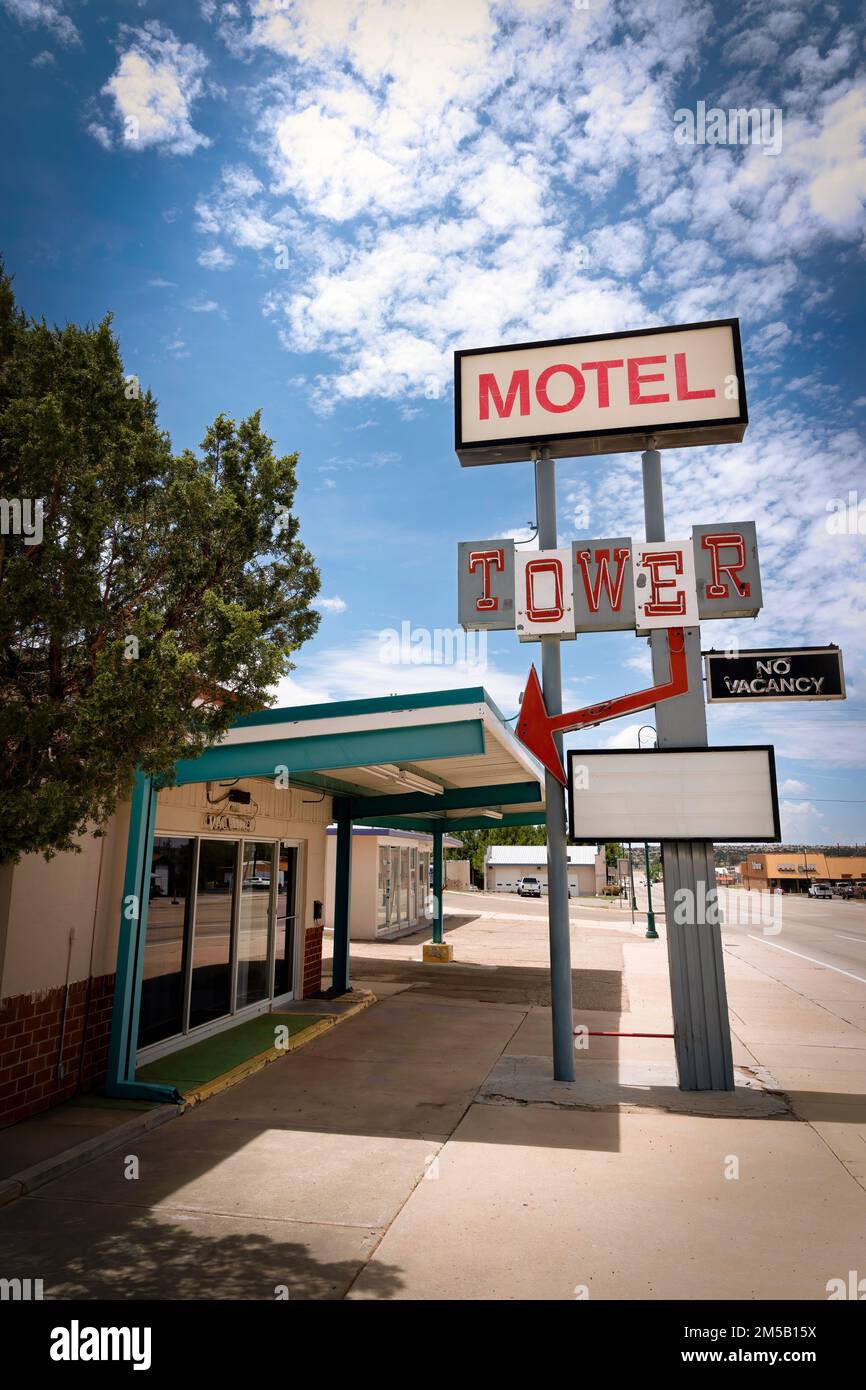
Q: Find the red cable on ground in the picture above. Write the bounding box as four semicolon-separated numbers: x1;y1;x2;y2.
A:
577;1030;675;1038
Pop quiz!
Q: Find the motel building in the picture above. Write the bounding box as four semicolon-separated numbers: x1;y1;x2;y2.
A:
0;688;544;1127
485;844;605;896
738;851;866;894
323;826;461;941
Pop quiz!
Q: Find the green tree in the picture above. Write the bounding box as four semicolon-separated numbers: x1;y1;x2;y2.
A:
0;267;320;863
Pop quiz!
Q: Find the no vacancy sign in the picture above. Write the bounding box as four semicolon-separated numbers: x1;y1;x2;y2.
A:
704;647;846;702
455;319;748;465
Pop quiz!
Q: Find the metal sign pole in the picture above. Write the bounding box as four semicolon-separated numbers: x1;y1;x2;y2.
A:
533;446;576;1082
641;444;735;1090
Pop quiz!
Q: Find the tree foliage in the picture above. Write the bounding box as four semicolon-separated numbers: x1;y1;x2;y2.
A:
0;266;320;862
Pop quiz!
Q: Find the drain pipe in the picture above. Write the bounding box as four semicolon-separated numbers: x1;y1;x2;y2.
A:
56;927;76;1080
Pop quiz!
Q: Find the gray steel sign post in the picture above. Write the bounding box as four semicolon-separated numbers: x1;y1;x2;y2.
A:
643;445;735;1090
532;446;576;1082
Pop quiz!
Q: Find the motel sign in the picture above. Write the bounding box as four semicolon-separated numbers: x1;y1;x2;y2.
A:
455;319;747;465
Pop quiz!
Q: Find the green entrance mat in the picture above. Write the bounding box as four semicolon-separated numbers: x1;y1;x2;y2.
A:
135;1012;323;1093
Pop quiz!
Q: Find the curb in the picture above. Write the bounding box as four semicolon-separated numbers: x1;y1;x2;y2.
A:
0;991;377;1207
178;991;377;1109
0;1101;180;1210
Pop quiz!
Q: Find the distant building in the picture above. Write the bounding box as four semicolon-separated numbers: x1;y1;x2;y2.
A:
485;844;605;897
738;852;866;893
324;826;460;940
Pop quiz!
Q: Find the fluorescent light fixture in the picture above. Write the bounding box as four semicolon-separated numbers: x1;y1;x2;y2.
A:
398;770;444;795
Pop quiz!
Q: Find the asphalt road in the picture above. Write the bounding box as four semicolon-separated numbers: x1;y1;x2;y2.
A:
719;888;866;983
447;885;866;986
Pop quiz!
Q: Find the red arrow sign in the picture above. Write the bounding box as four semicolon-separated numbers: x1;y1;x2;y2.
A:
516;627;688;784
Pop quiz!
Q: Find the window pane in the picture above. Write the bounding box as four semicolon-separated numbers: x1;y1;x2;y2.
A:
190;839;236;1029
237;841;274;1008
139;837;193;1047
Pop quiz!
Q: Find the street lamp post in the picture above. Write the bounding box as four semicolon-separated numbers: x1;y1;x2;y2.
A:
638;725;659;939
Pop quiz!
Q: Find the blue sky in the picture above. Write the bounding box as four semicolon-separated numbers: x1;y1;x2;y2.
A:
1;0;864;843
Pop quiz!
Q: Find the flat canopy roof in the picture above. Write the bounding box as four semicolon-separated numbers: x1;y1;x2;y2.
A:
172;687;546;831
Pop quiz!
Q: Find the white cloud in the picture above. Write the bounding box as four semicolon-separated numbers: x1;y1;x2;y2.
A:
197;245;235;271
780;798;826;840
31;48;55;67
780;778;808;796
96;22;210;155
192;0;865;413
315;595;347;613
588;221;648;277
1;0;78;45
272;630;523;713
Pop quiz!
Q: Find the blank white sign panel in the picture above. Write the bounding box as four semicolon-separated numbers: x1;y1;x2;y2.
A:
567;747;779;842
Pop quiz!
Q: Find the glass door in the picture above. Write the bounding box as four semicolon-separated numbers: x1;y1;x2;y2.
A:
237;841;275;1009
274;843;298;998
377;846;390;931
409;847;418;923
389;839;397;928
139;836;195;1048
189;838;237;1029
399;846;409;925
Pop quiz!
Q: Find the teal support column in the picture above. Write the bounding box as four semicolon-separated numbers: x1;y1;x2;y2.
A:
432;822;444;944
331;815;352;995
106;772;180;1104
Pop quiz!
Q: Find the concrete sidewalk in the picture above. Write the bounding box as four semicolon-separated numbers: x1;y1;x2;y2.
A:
0;899;863;1299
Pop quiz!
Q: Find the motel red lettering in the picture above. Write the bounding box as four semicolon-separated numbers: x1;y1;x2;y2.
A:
581;359;624;408
524;557;565;623
627;356;669;406
674;352;716;401
478;348;718;421
535;363;585;414
701;532;750;599
575;546;630;612
478;369;530;420
642;549;687;617
468;548;504;610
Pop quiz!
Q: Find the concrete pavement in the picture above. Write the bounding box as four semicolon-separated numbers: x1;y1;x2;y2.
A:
0;891;863;1300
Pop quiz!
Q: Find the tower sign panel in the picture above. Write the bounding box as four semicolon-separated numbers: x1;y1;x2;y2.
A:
457;523;762;636
455;319;748;465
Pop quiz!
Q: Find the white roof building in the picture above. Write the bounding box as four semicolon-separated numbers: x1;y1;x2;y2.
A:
485;845;599;867
484;843;604;896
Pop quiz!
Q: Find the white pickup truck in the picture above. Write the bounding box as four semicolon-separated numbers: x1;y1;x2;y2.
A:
517;875;542;898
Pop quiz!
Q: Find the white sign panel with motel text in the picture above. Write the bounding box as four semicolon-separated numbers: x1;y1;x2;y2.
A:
455;319;747;465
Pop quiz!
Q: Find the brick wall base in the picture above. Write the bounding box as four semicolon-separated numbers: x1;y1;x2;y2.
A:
302;925;324;998
0;974;115;1129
